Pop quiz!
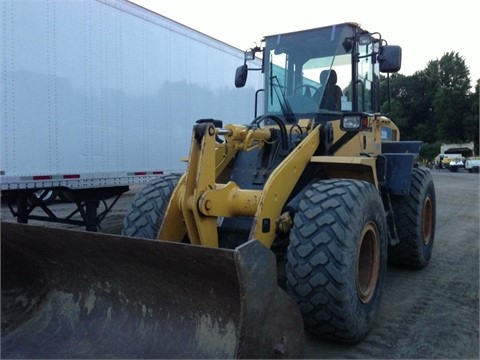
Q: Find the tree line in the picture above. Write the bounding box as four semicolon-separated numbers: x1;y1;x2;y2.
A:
379;51;479;161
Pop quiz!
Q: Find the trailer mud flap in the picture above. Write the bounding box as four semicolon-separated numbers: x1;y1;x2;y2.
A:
1;221;304;359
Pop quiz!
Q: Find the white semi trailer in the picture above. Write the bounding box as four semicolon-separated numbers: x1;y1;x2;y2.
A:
1;0;263;230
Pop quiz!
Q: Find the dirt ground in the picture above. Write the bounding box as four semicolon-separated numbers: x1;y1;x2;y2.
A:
1;167;479;359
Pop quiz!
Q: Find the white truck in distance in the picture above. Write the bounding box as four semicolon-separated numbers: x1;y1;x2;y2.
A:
1;0;263;230
464;158;480;173
434;142;476;173
434;153;463;171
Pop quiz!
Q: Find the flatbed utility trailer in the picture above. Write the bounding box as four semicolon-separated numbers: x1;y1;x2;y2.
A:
0;0;262;230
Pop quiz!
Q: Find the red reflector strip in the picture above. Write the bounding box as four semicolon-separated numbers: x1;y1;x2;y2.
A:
22;174;81;181
128;171;164;176
33;175;52;180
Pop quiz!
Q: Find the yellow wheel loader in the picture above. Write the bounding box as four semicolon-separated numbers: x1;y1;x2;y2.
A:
2;22;436;358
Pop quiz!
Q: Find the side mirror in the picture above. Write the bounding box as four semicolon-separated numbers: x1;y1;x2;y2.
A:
379;45;402;73
235;64;248;88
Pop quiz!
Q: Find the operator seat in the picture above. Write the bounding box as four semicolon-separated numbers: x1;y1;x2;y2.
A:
315;69;342;111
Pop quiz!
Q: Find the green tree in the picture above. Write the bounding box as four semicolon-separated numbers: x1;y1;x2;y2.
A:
380;51;475;158
429;52;471;142
380;70;439;143
463;82;479;155
380;73;416;137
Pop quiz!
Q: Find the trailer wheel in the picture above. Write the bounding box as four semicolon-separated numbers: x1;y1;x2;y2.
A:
388;168;436;269
122;173;182;239
287;179;387;343
31;189;58;205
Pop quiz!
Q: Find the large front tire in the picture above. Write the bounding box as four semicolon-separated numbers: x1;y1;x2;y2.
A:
122;173;181;239
287;179;387;343
388;168;436;269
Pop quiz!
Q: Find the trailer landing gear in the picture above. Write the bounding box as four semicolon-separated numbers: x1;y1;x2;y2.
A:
2;186;129;231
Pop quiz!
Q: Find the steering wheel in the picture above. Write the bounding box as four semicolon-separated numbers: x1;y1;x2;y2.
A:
293;84;318;97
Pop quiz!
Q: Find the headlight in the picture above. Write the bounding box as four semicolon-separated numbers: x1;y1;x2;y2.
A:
342;115;361;129
340;113;369;131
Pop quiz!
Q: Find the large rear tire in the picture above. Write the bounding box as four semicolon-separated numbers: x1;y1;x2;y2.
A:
122;173;181;239
287;179;387;343
388;168;436;269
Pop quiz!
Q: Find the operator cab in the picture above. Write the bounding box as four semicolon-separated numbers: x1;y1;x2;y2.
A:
236;22;401;124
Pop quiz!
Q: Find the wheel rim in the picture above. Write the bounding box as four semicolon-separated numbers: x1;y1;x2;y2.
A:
34;190;53;200
356;221;380;303
423;196;433;246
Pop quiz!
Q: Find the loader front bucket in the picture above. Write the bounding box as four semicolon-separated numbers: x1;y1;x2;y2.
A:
1;221;304;359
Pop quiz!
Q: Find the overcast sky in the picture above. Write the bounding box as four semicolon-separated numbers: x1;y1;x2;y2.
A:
129;0;478;90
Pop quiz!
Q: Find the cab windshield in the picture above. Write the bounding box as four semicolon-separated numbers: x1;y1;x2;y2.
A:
263;23;380;117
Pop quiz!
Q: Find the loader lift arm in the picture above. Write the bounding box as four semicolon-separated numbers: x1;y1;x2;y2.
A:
159;119;321;248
